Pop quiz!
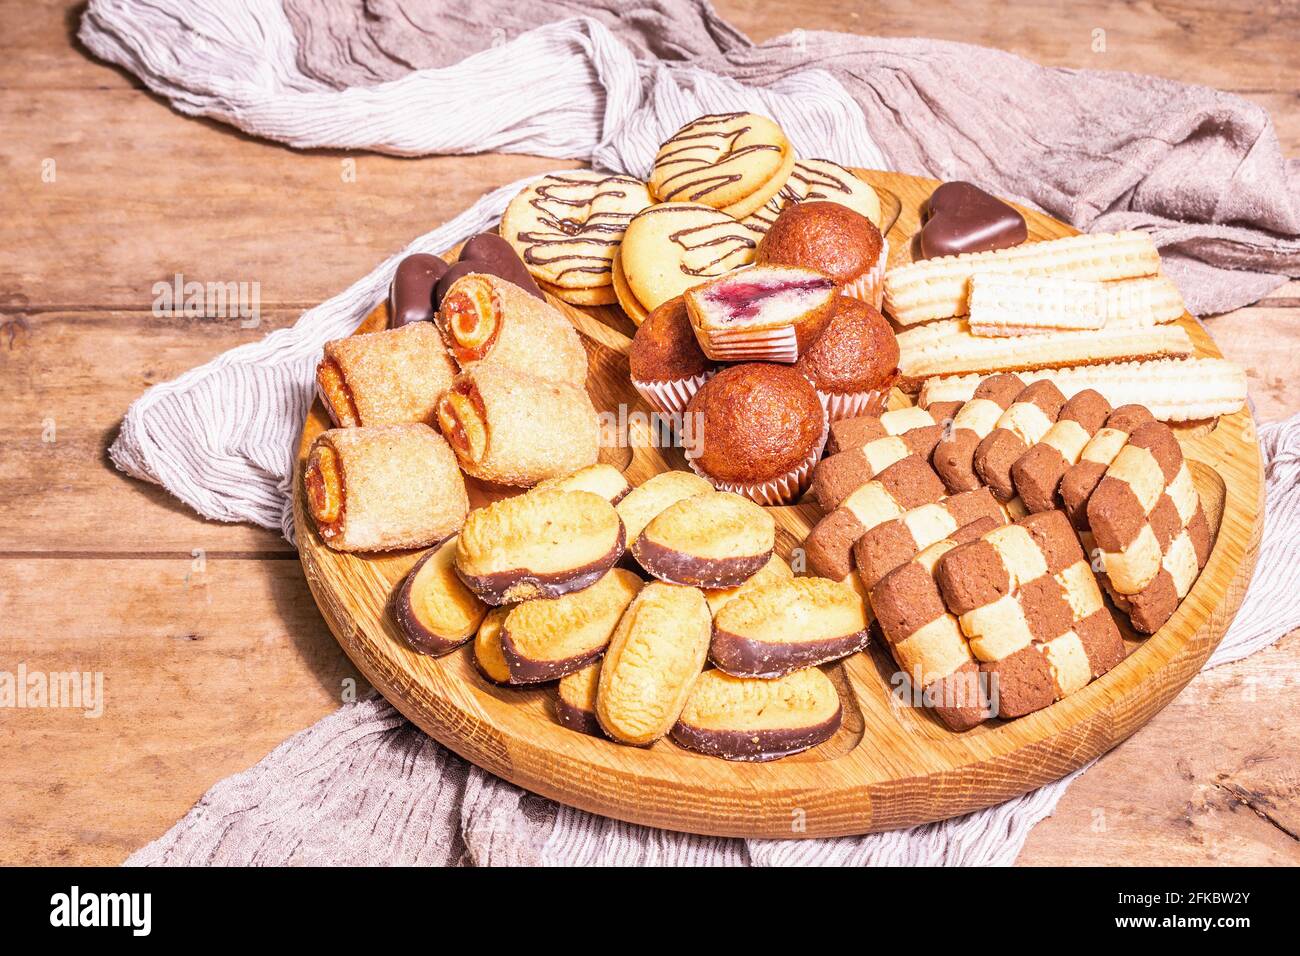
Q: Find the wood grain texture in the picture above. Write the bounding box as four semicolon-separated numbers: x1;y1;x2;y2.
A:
1;0;1295;864
294;171;1264;838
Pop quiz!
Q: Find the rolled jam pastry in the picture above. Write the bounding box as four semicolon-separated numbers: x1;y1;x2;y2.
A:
436;365;600;486
315;322;458;428
438;272;588;386
304;424;469;552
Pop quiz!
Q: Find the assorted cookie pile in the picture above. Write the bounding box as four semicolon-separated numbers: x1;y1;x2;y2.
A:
395;467;865;762
300;111;1248;763
306;232;600;552
800;373;1213;729
501;114;898;507
883;186;1247;418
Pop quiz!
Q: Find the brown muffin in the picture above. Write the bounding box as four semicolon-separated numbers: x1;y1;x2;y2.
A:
756;201;883;287
797;296;899;395
685;363;825;488
629;296;716;383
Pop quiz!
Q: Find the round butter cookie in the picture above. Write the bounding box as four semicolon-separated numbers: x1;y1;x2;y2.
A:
501;171;652;293
611;248;649;325
744;158;882;233
650;113;795;219
620;202;758;313
537;276;619;307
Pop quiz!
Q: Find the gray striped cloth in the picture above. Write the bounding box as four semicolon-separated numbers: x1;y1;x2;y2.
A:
82;0;1300;865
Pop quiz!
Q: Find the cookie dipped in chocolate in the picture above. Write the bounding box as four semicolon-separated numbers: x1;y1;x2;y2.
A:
434;232;544;307
389;253;449;328
915;181;1027;260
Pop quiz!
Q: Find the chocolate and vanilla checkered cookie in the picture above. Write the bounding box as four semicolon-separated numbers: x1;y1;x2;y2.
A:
929;373;1025;492
1009;389;1114;514
812;402;964;512
872;528;1001;732
1057;404;1156;529
1084;420;1211;633
803;455;947;583
853;488;1007;595
972;380;1068;501
935;510;1126;719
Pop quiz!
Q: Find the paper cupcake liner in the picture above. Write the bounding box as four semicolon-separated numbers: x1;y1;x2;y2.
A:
632;372;710;416
817;388;889;422
841;239;889;310
687;410;830;506
694;324;800;364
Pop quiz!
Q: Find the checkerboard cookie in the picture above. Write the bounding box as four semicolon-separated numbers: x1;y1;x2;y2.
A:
811;403;964;512
853;489;1007;594
1058;404;1157;529
972;380;1068;501
872;530;999;732
935;510;1126;718
1084;420;1211;633
803;454;948;583
931;373;1025;492
1009;389;1114;514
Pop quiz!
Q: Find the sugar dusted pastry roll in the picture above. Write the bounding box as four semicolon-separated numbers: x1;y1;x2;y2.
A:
436;365;599;486
315;322;457;427
304;424;468;552
438;272;588;386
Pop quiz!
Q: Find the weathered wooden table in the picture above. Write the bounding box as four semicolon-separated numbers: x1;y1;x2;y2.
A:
1;0;1296;865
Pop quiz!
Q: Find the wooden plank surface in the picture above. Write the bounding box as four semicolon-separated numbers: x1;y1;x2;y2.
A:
0;0;1295;865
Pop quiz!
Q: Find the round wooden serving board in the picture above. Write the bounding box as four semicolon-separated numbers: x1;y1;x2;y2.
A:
294;170;1263;839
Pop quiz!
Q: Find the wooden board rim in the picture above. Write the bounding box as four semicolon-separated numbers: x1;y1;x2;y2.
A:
293;170;1264;839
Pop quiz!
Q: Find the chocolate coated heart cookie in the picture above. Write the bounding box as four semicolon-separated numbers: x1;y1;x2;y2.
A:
916;181;1027;260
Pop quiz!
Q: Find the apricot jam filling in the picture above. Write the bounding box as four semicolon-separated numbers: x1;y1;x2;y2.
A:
442;277;500;363
305;444;344;534
315;358;359;426
437;383;488;464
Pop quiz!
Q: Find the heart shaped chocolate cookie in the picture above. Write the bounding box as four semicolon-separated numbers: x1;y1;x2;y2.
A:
916;181;1027;260
389;233;543;329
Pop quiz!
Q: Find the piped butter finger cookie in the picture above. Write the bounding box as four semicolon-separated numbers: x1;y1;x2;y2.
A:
304;424;468;552
649;112;795;219
501;171;652;303
436;365;599;486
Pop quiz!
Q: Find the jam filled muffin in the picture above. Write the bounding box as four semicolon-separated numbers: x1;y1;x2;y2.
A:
796;296;900;420
756;201;888;308
683;363;828;505
629;296;718;413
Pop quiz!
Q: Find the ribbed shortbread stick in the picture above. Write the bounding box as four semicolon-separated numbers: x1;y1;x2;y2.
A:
966;274;1186;337
883;230;1161;326
918;357;1247;422
304;424;468;552
896;319;1191;391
